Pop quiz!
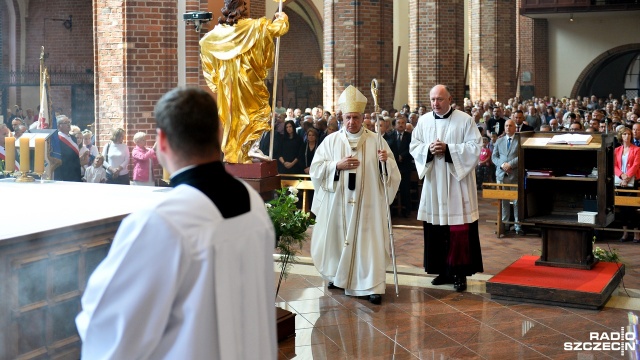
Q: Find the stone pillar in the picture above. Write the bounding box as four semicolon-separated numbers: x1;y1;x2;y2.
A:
408;0;465;109
323;0;394;113
518;15;549;99
469;0;517;103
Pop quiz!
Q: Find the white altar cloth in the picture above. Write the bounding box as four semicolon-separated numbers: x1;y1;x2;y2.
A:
0;179;169;240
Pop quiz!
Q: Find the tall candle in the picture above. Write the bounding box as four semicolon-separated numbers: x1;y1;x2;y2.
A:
5;137;16;172
19;137;30;173
34;138;45;173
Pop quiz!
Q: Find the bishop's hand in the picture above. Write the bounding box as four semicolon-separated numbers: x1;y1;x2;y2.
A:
338;156;359;171
377;150;388;162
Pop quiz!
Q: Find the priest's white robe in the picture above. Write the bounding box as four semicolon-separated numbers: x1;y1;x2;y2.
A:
309;128;400;295
76;184;277;359
410;110;481;225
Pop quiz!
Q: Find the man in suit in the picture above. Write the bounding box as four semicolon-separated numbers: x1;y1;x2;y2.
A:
632;122;640;147
54;115;83;182
513;110;534;133
296;116;314;140
392;114;413;217
492;119;523;235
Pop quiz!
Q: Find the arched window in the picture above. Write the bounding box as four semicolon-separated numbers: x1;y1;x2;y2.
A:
624;54;640;99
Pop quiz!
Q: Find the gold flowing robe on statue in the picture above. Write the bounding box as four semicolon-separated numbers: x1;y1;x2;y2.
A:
200;16;289;163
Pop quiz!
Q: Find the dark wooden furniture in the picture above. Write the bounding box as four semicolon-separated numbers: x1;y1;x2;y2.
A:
517;132;615;269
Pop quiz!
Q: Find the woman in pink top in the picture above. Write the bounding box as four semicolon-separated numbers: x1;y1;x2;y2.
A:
131;131;158;186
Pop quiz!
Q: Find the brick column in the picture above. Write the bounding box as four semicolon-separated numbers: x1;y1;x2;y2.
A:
469;0;516;103
518;15;549;99
94;0;208;178
94;1;204;147
323;0;394;113
93;0;127;145
407;0;464;110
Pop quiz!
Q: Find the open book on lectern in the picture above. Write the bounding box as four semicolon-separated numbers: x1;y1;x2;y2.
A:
547;133;593;145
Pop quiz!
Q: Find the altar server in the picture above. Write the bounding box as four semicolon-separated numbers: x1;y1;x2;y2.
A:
309;85;400;305
76;87;277;359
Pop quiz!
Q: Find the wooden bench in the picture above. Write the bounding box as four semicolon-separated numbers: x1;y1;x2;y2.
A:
481;184;640;237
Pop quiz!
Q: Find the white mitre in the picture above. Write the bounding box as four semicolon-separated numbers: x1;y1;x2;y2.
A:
338;85;367;114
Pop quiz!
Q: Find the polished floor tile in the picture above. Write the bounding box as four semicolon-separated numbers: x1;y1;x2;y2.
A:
276;194;640;359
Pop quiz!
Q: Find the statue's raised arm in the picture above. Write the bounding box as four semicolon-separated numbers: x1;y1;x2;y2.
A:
200;0;289;164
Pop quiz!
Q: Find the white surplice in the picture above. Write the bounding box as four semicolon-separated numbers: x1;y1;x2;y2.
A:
309;128;400;295
76;184;277;359
410;110;482;225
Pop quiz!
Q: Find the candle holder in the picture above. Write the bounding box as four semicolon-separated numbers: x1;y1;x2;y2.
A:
1;170;15;180
15;171;35;183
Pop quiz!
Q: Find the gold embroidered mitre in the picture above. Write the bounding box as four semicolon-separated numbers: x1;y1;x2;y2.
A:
338;85;367;114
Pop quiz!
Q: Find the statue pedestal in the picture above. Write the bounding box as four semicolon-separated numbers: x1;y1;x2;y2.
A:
225;160;278;178
224;161;280;201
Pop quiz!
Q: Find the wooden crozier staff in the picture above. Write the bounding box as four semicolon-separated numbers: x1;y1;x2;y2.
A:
268;0;287;160
371;79;399;297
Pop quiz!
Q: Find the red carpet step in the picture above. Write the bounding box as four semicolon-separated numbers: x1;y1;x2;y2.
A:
486;255;625;309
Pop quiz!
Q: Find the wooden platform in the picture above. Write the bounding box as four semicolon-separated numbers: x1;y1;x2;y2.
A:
486;255;625;310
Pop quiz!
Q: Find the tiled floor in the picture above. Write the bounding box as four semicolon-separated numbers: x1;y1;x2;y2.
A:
276;193;640;359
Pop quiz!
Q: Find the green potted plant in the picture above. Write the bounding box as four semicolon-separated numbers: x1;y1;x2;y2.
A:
593;236;621;263
266;186;315;297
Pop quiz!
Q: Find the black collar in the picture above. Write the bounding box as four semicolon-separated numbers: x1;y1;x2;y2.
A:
170;161;250;219
433;107;454;119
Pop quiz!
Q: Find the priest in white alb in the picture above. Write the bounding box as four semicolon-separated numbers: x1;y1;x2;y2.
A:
409;84;483;292
310;85;400;305
76;87;277;359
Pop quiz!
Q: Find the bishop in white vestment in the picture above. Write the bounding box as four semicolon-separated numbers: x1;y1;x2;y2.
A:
310;86;400;305
409;85;483;292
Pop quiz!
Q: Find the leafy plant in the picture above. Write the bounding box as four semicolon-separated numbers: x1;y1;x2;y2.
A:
266;186;315;297
592;236;621;263
593;246;621;263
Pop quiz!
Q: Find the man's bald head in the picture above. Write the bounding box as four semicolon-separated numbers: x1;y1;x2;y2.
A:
504;119;516;136
429;85;452;116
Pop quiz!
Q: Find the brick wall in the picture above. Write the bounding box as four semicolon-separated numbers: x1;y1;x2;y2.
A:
124;1;179;155
531;19;549;98
323;0;394;113
187;0;207;89
275;10;322;110
517;11;549;99
469;0;516;103
249;0;265;19
408;0;465;110
0;10;3;77
26;0;93;69
0;0;92;118
93;0;126;146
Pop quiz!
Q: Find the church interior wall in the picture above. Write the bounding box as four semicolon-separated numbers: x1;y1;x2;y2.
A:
547;11;640;98
276;11;322;109
0;0;92;119
393;0;409;110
